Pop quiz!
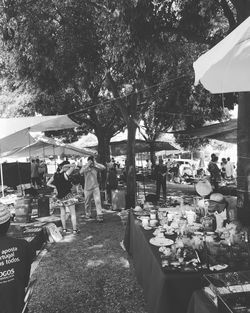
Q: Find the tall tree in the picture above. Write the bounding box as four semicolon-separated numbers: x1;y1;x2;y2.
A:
0;0;125;166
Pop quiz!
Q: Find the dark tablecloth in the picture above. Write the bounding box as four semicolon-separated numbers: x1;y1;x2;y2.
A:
1;162;31;187
187;290;217;313
124;211;205;313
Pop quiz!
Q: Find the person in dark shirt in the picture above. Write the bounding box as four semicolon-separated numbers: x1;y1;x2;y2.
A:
0;205;32;313
153;159;168;201
47;163;79;234
208;154;221;191
106;162;118;204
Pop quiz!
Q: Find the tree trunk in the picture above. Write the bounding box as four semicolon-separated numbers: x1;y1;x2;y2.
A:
235;3;250;225
126;117;137;209
149;142;156;166
95;129;111;190
104;72;138;209
237;0;250;22
237;93;250;225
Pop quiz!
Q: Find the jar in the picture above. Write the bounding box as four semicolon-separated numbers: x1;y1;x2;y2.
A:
149;219;158;227
150;210;157;220
201;213;216;232
141;216;150;227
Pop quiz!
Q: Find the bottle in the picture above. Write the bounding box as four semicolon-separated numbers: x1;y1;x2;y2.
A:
201;212;216;232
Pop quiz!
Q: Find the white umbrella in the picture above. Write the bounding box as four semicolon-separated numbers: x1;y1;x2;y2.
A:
193;17;250;223
193;16;250;93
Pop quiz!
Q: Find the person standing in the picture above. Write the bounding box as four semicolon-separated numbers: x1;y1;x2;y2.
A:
225;157;234;179
0;205;32;313
80;156;105;222
208;154;221;191
38;160;48;186
146;159;152;171
153;158;168;201
47;163;79;234
30;158;41;188
106;162;118;205
221;158;227;179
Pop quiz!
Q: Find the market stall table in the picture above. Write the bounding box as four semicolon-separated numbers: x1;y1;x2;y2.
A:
123;210;205;313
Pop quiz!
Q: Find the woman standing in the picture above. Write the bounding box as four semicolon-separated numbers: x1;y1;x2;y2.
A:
47;163;79;234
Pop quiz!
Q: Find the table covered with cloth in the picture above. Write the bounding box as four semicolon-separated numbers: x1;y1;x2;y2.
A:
187;290;217;313
123;210;206;313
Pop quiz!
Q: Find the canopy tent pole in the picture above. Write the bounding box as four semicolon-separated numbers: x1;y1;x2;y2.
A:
27;128;32;190
42;142;45;159
53;145;56;171
140;152;146;197
0;141;4;197
27;128;31;162
17;161;24;196
0;161;4;198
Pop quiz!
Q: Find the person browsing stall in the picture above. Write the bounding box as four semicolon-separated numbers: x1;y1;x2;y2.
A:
208;153;221;191
47;163;79;235
80;156;105;222
153;158;168;202
0;205;32;313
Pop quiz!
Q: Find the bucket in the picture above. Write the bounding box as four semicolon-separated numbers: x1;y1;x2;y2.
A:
15;197;32;223
112;189;126;211
0;203;11;221
75;201;84;212
38;196;50;217
224;196;237;221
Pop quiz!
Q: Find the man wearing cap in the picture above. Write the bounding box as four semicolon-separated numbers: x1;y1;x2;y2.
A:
80;156;105;222
0;205;32;313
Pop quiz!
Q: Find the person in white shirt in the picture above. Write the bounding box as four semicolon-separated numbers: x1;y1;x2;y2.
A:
225;157;234;179
146;159;152;170
80;156;106;222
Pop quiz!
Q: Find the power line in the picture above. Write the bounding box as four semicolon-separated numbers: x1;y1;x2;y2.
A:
68;74;190;117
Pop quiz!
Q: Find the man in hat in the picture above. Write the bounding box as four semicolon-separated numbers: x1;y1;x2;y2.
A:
0;205;32;313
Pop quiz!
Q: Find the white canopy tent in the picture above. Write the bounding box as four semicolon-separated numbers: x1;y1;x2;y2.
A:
173;119;237;144
0;115;79;196
0;115;79;156
4;136;96;159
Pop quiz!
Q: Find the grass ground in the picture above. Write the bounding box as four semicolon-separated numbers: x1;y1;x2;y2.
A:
28;181;197;313
28;210;147;313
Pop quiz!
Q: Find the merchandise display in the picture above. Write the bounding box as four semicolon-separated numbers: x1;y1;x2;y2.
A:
133;195;250;273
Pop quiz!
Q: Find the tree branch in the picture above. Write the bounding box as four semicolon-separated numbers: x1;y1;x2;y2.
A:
105;71;129;123
78;115;98;129
89;107;100;125
218;0;237;31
